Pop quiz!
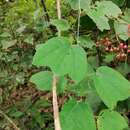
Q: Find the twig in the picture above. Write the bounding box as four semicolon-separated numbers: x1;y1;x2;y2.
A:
56;0;61;36
0;109;20;130
77;0;81;43
41;0;50;22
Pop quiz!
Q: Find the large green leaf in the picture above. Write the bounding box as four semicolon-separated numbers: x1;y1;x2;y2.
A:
66;0;92;10
94;66;130;109
88;1;121;31
33;37;87;82
97;110;128;130
60;99;96;130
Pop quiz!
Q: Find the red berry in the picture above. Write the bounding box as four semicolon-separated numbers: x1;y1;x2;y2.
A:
107;41;112;46
110;48;114;52
113;47;118;52
116;47;120;51
123;45;128;49
119;43;124;48
127;50;130;53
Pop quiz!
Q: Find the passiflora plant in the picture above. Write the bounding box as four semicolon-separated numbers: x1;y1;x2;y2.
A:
30;0;130;130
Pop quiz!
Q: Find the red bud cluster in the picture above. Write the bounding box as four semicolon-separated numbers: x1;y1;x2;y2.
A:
96;37;130;61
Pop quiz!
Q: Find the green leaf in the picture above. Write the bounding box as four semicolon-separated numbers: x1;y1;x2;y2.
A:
86;90;102;112
114;9;130;41
30;71;53;91
116;63;130;76
57;76;67;93
66;0;92;10
0;32;11;38
51;19;70;31
122;9;130;23
97;1;122;18
114;19;129;41
30;71;67;92
16;25;26;34
97;110;128;130
8;107;24;118
87;1;121;31
60;99;96;130
69;78;93;96
88;8;110;31
104;54;115;63
24;35;34;44
79;35;95;49
94;66;130;109
33;37;87;82
1;40;17;49
111;0;125;6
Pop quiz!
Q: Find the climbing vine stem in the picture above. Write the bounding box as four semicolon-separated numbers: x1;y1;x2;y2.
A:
52;0;62;130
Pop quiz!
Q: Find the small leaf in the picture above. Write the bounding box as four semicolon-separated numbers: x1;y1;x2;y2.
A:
60;99;96;130
24;35;34;44
33;37;88;83
114;20;129;41
97;1;122;18
122;9;130;23
111;0;125;6
16;25;26;33
51;19;70;31
30;71;53;91
104;54;115;63
30;71;67;92
2;40;17;49
114;9;130;41
94;66;130;109
66;0;92;10
97;110;128;130
79;35;95;49
0;32;11;38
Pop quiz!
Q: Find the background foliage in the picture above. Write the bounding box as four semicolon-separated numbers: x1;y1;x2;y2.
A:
0;0;130;130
